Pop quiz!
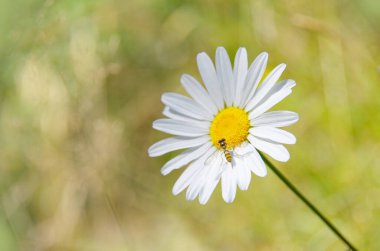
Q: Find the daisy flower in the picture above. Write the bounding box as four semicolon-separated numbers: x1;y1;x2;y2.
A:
148;47;299;204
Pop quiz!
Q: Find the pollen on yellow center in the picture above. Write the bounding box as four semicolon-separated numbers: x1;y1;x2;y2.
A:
210;107;250;149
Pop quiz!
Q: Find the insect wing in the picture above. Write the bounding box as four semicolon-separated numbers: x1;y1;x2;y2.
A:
233;149;254;160
204;150;222;166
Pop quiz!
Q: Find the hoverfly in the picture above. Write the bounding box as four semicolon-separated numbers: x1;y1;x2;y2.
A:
205;138;254;167
218;138;232;163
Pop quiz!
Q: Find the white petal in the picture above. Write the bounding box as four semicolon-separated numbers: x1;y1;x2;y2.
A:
216;47;234;106
197;52;224;109
240;52;268;107
181;74;218;115
245;153;267;177
188;150;222;202
236;143;267;177
221;164;237;203
266;79;296;95
247;79;295;118
162;107;196;122
186;167;207;201
251;111;299;127
160;142;212;175
198;158;222;204
153;119;209;137
233;141;254;155
204;150;221;166
172;147;215;194
162;93;213;120
148;135;210;157
233;48;248;107
248;89;292;119
234;157;251;190
249;127;296;144
199;177;219;205
172;160;203;195
245;63;286;111
248;135;290;162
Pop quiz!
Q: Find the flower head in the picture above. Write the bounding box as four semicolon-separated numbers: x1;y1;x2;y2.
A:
148;47;299;204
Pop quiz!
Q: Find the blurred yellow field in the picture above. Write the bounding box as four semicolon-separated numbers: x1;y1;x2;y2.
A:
0;0;379;250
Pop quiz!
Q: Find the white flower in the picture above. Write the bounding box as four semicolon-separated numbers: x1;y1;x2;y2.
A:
148;47;299;204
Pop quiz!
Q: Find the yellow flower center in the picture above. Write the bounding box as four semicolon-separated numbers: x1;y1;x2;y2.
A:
210;107;250;149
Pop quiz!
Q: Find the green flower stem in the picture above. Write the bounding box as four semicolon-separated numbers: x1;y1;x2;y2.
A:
259;152;358;251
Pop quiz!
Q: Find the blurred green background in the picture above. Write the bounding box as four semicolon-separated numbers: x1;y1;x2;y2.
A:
1;0;380;250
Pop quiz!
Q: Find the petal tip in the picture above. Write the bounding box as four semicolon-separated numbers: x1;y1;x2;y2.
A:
280;155;290;162
238;47;247;53
152;120;160;129
256;170;268;177
161;167;170;176
197;52;209;61
224;198;234;204
160;93;168;104
239;185;249;191
199;200;207;205
172;186;180;195
259;51;269;59
147;147;154;157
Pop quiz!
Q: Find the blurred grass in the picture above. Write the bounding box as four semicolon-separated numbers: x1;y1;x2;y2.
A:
0;0;380;250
